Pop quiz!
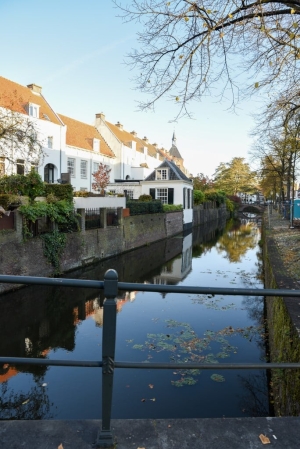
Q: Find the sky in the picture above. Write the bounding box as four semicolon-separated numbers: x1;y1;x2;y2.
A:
0;0;266;177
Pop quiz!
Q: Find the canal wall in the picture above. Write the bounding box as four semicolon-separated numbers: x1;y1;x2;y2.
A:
0;206;227;294
263;213;300;416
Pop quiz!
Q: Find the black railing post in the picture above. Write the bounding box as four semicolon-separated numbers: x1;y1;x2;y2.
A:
96;269;118;448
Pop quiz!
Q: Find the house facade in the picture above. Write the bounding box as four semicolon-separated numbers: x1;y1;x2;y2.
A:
142;159;194;230
0;75;191;197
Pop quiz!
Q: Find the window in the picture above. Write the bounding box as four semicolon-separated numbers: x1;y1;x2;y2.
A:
47;136;53;149
0;157;5;177
80;187;88;192
80;160;87;178
156;169;168;180
127;190;134;199
93;162;99;173
28;103;39;118
67;158;75;177
156;188;168;204
17;159;25;175
44;163;54;183
31;162;38;172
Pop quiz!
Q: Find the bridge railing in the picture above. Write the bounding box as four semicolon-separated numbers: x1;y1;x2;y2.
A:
1;270;300;447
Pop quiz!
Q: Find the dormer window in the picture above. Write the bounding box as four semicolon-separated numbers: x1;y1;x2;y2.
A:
93;138;100;152
156;168;168;180
28;103;39;118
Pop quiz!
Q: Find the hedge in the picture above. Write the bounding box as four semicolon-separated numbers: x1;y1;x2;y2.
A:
127;200;163;215
44;183;74;202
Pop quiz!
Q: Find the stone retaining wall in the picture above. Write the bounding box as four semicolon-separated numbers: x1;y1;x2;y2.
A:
0;206;226;294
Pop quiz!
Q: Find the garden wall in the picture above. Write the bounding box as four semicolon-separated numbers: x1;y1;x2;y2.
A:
0;206;226;294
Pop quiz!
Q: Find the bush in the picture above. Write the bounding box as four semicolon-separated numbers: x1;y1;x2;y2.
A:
138;194;153;202
0;171;44;202
73;190;89;197
127;200;163;215
44;183;74;202
205;190;226;206
193;190;205;205
163;204;183;212
225;198;234;213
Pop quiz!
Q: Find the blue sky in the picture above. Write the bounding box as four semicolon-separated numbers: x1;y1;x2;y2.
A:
0;0;264;177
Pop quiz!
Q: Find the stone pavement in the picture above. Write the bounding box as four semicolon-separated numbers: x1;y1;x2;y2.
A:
1;417;300;448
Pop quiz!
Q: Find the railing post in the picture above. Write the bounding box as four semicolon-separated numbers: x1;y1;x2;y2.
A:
96;269;118;448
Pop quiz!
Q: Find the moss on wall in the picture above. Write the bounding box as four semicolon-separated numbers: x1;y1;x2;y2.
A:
263;227;300;416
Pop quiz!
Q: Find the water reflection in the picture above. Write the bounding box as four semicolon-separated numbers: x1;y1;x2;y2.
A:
0;218;269;419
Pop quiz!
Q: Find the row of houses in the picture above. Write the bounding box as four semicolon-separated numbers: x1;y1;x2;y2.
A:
0;76;194;228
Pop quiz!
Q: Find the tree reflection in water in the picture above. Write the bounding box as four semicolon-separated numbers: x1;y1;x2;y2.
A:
0;381;54;419
216;220;258;263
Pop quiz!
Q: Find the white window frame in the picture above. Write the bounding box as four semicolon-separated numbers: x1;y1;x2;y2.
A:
156;188;168;204
28;103;39;118
80;160;88;179
156;169;168;180
67;158;76;178
47;136;53;149
127;190;134;199
93;162;99;173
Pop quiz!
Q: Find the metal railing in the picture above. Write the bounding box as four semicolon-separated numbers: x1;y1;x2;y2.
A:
1;270;300;447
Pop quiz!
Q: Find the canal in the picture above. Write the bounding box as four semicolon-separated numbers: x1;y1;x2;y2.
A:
0;217;270;420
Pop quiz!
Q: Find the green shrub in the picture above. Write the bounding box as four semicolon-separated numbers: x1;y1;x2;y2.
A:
127;200;163;215
205;190;226;206
0;194;11;209
193;190;205;205
44;183;74;202
225;198;234;213
138;194;153;202
163;204;183;212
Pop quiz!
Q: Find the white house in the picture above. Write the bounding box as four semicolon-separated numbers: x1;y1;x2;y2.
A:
0;77;66;183
142;159;194;230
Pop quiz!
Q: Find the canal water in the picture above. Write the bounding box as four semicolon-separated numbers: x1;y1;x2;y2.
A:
0;217;270;420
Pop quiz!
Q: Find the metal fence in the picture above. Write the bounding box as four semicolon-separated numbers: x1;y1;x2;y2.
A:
0;270;300;447
85;208;101;230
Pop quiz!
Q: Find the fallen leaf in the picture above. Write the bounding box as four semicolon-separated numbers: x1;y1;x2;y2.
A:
137;447;145;449
22;399;30;405
42;383;47;387
150;398;156;401
259;434;270;444
58;444;64;449
3;364;9;369
168;425;172;428
141;398;146;402
148;384;154;389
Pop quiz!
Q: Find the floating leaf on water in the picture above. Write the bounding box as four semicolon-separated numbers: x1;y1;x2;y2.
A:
148;384;154;389
211;374;225;382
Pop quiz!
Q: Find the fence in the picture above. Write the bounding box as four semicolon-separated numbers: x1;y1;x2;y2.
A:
0;210;14;230
0;270;300;447
84;208;120;230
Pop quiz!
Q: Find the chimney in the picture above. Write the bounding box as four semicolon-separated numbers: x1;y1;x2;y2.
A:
143;136;149;144
115;121;123;130
27;83;42;94
152;143;158;148
96;112;105;122
131;130;137;137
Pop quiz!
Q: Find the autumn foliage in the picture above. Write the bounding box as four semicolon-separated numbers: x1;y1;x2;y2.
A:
92;163;111;193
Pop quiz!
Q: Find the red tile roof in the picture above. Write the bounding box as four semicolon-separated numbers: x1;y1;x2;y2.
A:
106;121;164;160
0;76;62;125
58;114;115;158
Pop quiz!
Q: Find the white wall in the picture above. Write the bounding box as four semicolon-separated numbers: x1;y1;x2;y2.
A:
73;196;126;209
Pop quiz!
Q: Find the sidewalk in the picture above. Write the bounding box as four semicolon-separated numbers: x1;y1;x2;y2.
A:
1;417;300;448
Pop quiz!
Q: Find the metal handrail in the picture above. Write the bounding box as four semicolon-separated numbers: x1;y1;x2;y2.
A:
1;269;300;448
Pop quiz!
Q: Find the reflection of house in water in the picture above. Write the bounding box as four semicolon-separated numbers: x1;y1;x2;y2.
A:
152;233;193;284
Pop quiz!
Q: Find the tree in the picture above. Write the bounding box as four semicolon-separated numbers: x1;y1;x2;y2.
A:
0;91;43;172
192;173;214;191
213;157;257;195
92;163;112;193
115;0;300;118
